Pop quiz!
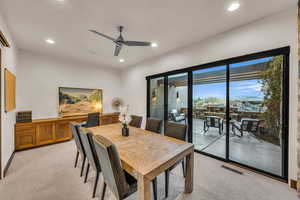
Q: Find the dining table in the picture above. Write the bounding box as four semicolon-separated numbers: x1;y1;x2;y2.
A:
87;123;194;200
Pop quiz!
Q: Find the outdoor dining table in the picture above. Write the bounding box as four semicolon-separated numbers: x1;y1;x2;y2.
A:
87;123;194;200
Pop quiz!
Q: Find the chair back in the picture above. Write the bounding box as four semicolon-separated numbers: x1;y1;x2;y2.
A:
129;115;143;128
78;127;101;171
86;112;100;127
93;135;129;199
165;122;187;141
205;116;221;128
241;119;260;133
70;122;85;155
145;118;162;133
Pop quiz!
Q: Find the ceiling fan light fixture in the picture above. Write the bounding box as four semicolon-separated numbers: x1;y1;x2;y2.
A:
45;38;55;44
151;42;158;47
227;2;240;12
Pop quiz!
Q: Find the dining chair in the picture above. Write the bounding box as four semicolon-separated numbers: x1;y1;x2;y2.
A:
145;118;162;133
83;112;100;128
78;127;102;198
92;134;137;200
128;115;143;128
93;134;158;200
163;122;187;198
70;122;86;177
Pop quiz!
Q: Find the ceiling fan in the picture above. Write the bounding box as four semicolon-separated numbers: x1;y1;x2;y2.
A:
89;26;152;56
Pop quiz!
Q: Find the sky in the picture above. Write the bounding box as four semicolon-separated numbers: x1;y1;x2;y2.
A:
193;57;273;101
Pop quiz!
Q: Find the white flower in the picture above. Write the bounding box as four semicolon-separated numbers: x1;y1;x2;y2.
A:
119;105;131;125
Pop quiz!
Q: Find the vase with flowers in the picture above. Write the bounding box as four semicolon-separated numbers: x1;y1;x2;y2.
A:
119;105;131;136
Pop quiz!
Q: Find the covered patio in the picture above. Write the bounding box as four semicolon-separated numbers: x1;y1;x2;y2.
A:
166;58;283;177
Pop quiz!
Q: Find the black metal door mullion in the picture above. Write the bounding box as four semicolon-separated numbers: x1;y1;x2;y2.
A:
164;76;168;133
281;53;289;180
146;78;150;118
188;71;193;143
226;64;230;161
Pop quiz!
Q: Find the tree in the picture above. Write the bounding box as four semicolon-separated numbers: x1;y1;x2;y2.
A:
260;56;283;145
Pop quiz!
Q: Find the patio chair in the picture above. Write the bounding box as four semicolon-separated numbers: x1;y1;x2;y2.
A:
169;109;186;123
232;118;260;137
203;116;222;135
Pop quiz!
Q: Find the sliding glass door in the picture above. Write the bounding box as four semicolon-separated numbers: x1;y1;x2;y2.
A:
192;66;226;158
229;56;285;177
149;77;164;122
146;47;289;180
167;73;188;125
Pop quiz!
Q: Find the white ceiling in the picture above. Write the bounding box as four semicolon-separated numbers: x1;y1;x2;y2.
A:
0;0;296;68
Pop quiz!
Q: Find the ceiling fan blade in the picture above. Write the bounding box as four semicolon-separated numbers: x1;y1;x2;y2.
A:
89;30;116;41
114;45;122;56
123;41;151;46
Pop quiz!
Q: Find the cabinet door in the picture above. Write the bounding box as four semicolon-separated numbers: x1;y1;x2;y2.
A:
56;121;72;142
111;116;119;124
36;122;56;146
15;125;36;150
100;117;112;125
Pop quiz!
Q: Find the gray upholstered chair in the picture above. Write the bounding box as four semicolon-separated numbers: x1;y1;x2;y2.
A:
92;135;137;200
70;122;86;177
93;134;158;200
128;115;143;128
164;122;187;198
83;112;100;128
78;127;102;198
145;118;162;133
169;109;186;123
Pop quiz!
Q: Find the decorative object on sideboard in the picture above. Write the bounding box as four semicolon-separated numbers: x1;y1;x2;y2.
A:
0;31;10;47
59;87;103;117
16;111;32;123
119;105;131;136
5;68;16;112
111;97;124;111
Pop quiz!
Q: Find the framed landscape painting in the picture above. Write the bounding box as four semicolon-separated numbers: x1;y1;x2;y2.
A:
59;87;103;117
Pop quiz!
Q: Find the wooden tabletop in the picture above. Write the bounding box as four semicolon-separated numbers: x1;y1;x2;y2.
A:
87;123;194;200
88;123;193;177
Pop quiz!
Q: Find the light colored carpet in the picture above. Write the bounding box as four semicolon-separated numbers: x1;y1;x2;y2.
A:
0;141;297;200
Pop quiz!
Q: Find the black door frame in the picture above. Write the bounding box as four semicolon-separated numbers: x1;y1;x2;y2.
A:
146;46;290;181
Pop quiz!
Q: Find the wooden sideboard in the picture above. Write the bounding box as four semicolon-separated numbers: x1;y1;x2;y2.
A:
15;113;119;151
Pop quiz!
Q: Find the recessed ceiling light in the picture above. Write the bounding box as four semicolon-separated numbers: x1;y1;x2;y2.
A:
119;58;125;63
228;2;240;12
151;42;158;47
45;39;55;44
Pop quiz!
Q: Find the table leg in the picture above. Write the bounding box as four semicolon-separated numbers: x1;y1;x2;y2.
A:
138;173;151;200
184;151;194;193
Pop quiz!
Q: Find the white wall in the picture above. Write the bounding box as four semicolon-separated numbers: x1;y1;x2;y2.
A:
121;8;298;181
0;13;18;177
17;50;121;119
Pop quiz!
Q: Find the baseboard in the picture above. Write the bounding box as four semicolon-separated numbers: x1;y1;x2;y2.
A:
290;179;297;190
3;151;15;178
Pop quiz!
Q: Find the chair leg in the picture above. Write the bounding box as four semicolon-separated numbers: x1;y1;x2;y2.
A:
84;163;90;183
152;178;157;200
182;160;186;177
165;170;170;198
101;182;107;200
80;156;86;177
74;151;79;168
93;171;100;198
